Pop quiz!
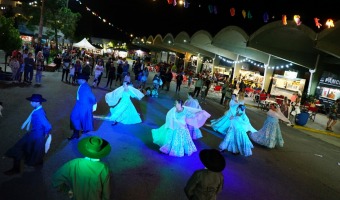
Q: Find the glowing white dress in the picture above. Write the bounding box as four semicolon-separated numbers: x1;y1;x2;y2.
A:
105;85;144;124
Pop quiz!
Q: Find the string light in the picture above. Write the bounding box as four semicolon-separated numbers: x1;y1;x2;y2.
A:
218;56;293;69
74;0;336;40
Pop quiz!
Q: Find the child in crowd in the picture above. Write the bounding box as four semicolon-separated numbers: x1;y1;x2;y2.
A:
69;63;75;84
35;60;43;85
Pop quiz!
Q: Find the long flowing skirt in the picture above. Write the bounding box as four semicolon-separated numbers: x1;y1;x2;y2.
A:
219;120;253;156
152;125;197;157
250;116;284;148
109;97;141;124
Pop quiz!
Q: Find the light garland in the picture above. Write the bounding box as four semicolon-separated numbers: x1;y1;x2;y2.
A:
218;56;293;69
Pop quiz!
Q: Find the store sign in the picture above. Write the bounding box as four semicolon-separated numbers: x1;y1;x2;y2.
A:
319;71;340;88
284;71;297;79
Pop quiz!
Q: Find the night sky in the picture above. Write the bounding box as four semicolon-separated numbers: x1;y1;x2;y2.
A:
69;0;339;42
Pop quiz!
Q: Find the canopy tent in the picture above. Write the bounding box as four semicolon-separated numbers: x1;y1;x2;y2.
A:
72;38;97;50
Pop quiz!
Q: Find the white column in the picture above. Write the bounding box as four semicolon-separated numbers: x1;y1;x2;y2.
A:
308;69;315;95
263;55;272;91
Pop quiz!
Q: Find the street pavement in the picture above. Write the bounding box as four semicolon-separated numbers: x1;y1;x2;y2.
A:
0;57;340;199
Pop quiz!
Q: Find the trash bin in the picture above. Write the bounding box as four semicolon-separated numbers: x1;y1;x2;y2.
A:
295;112;309;126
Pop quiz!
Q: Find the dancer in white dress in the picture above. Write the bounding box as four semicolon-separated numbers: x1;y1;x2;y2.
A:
249;103;292;148
219;104;257;156
152;99;211;157
105;81;144;125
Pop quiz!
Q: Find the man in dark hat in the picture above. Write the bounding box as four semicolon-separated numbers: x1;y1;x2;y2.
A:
184;149;226;200
68;73;97;140
3;94;52;175
52;136;111;200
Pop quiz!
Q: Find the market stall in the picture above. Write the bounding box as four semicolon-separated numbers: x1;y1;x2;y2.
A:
270;73;306;99
316;71;340;108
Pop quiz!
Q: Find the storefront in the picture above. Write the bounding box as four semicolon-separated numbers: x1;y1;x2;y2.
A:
316;71;340;108
270;72;306;98
239;69;264;88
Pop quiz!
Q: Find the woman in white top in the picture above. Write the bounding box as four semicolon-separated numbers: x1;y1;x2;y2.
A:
92;60;104;87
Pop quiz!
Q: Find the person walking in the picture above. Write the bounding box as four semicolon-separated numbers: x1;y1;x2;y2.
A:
3;94;52;175
52;136;111;200
326;98;340;132
184;149;226;200
68;74;97;140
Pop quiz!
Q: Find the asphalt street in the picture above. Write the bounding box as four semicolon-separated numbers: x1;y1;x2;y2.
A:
0;67;340;200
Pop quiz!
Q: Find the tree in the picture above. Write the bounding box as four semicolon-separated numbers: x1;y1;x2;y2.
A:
0;16;22;72
19;0;80;51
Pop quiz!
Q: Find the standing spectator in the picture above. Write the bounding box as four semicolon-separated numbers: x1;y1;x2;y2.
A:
105;62;116;89
74;59;82;80
42;43;50;66
122;60;130;80
326;98;340;132
24;52;35;83
152;72;162;97
61;55;71;82
203;77;212;99
82;57;91;77
92;60;104;87
52;136;111;200
69;63;76;84
16;52;24;82
164;68;173;91
68;74;97;140
220;80;229;105
184;149;226;200
175;72;184;94
187;74;193;88
115;63;123;86
223;83;233;108
133;58;142;81
3;94;52;175
105;58;112;78
193;75;203;98
9;56;20;82
35;59;43;85
34;42;42;61
123;72;131;83
53;54;62;72
140;67;149;89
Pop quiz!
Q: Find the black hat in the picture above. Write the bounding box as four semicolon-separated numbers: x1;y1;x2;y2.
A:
77;73;89;80
26;94;47;102
199;149;226;172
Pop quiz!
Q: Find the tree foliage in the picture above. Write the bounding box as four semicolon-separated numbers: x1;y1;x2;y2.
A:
19;0;81;50
0;15;22;68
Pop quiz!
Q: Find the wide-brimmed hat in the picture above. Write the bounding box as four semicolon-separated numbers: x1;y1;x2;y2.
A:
76;73;89;80
199;149;226;172
26;94;47;102
78;136;111;159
